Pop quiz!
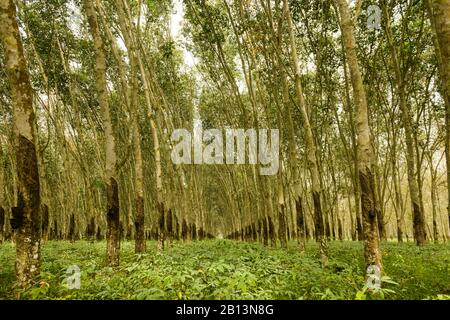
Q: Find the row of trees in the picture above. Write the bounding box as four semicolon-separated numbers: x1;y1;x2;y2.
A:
0;0;449;288
183;0;450;270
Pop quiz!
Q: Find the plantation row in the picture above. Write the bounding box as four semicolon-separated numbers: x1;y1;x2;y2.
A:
1;0;450;292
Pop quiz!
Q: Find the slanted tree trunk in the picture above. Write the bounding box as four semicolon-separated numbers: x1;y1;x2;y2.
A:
284;0;327;263
382;1;427;245
336;0;382;271
390;126;405;243
281;48;305;251
132;84;145;252
427;151;441;242
0;0;41;287
102;0;147;254
340;40;364;241
113;0;165;250
427;0;450;238
84;0;120;266
129;38;146;254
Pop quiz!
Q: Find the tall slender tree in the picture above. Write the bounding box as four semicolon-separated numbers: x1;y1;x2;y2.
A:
427;0;450;237
84;0;120;266
0;0;41;287
335;0;382;270
382;1;427;245
284;0;327;263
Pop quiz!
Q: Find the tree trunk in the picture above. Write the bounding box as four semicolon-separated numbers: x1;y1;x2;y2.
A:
103;0;147;254
382;2;427;245
41;204;49;242
296;196;306;251
0;0;42;287
284;0;327;264
0;207;4;244
68;213;75;243
268;215;276;248
130;44;146;254
277;181;288;249
0;141;4;244
336;0;382;271
427;0;450;238
390;126;404;243
113;0;165;250
84;0;120;266
427;151;441;242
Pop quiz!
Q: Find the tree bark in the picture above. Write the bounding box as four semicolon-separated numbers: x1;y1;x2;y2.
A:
427;152;441;242
336;0;382;270
382;2;427;245
427;0;450;238
0;141;4;244
284;0;327;264
0;0;42;287
84;0;120;266
277;179;288;249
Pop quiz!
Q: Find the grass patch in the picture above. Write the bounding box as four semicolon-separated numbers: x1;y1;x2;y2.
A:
0;240;449;300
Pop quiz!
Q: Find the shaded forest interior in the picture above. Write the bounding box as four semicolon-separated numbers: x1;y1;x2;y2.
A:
0;0;450;290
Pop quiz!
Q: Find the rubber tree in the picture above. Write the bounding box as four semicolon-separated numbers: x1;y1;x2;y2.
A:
335;0;382;271
0;0;42;287
84;0;120;266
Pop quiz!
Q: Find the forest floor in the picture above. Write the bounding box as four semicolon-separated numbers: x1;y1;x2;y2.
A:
0;240;449;300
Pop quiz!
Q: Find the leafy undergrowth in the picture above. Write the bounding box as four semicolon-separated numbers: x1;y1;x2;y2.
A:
0;240;449;300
